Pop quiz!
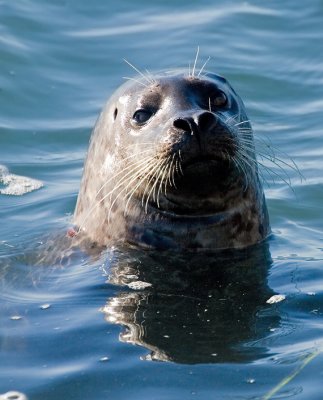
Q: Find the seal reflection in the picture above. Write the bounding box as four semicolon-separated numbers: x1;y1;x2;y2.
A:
101;243;278;364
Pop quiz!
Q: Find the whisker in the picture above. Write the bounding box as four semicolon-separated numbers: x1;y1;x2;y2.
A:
171;154;177;188
163;164;171;195
178;159;184;176
235;146;258;170
166;154;176;188
234;119;251;127
157;156;171;199
123;59;153;85
258;161;294;191
77;155;154;233
145;69;156;84
95;154;153;200
108;159;157;222
225;113;240;126
107;158;156;200
234;152;251;191
192;46;200;78
239;136;300;178
120;148;153;162
141;158;166;209
237;146;294;191
123;159;159;217
237;150;269;188
198;56;211;77
258;154;293;184
254;137;303;178
231;117;302;190
175;157;179;175
240;137;277;167
152;158;170;207
144;158;169;213
124;142;156;149
122;76;148;88
175;150;184;178
238;127;253;133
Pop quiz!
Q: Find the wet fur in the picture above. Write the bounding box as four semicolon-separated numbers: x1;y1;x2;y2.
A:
74;64;272;250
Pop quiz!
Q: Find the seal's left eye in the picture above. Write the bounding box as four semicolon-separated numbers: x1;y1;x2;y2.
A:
213;92;227;107
132;109;153;125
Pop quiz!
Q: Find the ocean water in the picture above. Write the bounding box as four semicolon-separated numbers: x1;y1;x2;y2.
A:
1;0;323;399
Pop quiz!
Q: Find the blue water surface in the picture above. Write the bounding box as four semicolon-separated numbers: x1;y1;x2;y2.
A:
1;1;323;399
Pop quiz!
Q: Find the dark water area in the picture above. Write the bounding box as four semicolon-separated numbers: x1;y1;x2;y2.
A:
1;1;323;399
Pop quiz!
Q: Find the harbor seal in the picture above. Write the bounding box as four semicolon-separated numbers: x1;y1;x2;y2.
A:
73;68;270;250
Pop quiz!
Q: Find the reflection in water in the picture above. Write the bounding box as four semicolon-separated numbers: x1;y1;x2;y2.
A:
101;243;279;364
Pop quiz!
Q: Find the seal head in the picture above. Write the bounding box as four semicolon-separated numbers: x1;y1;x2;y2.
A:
74;70;270;250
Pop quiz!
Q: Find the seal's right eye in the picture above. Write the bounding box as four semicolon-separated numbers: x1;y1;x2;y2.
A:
132;109;153;125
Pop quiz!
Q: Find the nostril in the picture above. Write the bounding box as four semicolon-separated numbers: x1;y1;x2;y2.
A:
173;118;192;133
198;112;217;132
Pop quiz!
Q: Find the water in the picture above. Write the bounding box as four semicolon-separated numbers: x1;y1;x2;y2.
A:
1;0;323;399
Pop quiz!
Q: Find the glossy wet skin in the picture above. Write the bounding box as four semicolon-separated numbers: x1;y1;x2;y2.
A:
74;71;269;250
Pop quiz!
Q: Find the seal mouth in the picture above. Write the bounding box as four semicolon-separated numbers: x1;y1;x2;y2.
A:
180;154;230;178
182;155;224;170
159;153;234;210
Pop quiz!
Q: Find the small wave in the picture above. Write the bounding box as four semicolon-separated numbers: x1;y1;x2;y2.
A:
0;164;43;196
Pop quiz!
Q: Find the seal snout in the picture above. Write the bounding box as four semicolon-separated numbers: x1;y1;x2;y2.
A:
173;111;217;136
170;110;234;163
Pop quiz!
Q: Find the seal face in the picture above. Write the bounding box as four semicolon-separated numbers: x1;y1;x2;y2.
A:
74;70;270;250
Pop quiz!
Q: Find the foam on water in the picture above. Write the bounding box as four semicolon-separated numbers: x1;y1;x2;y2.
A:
0;165;43;196
0;392;28;400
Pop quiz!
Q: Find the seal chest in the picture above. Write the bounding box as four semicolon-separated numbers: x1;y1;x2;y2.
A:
74;70;270;250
